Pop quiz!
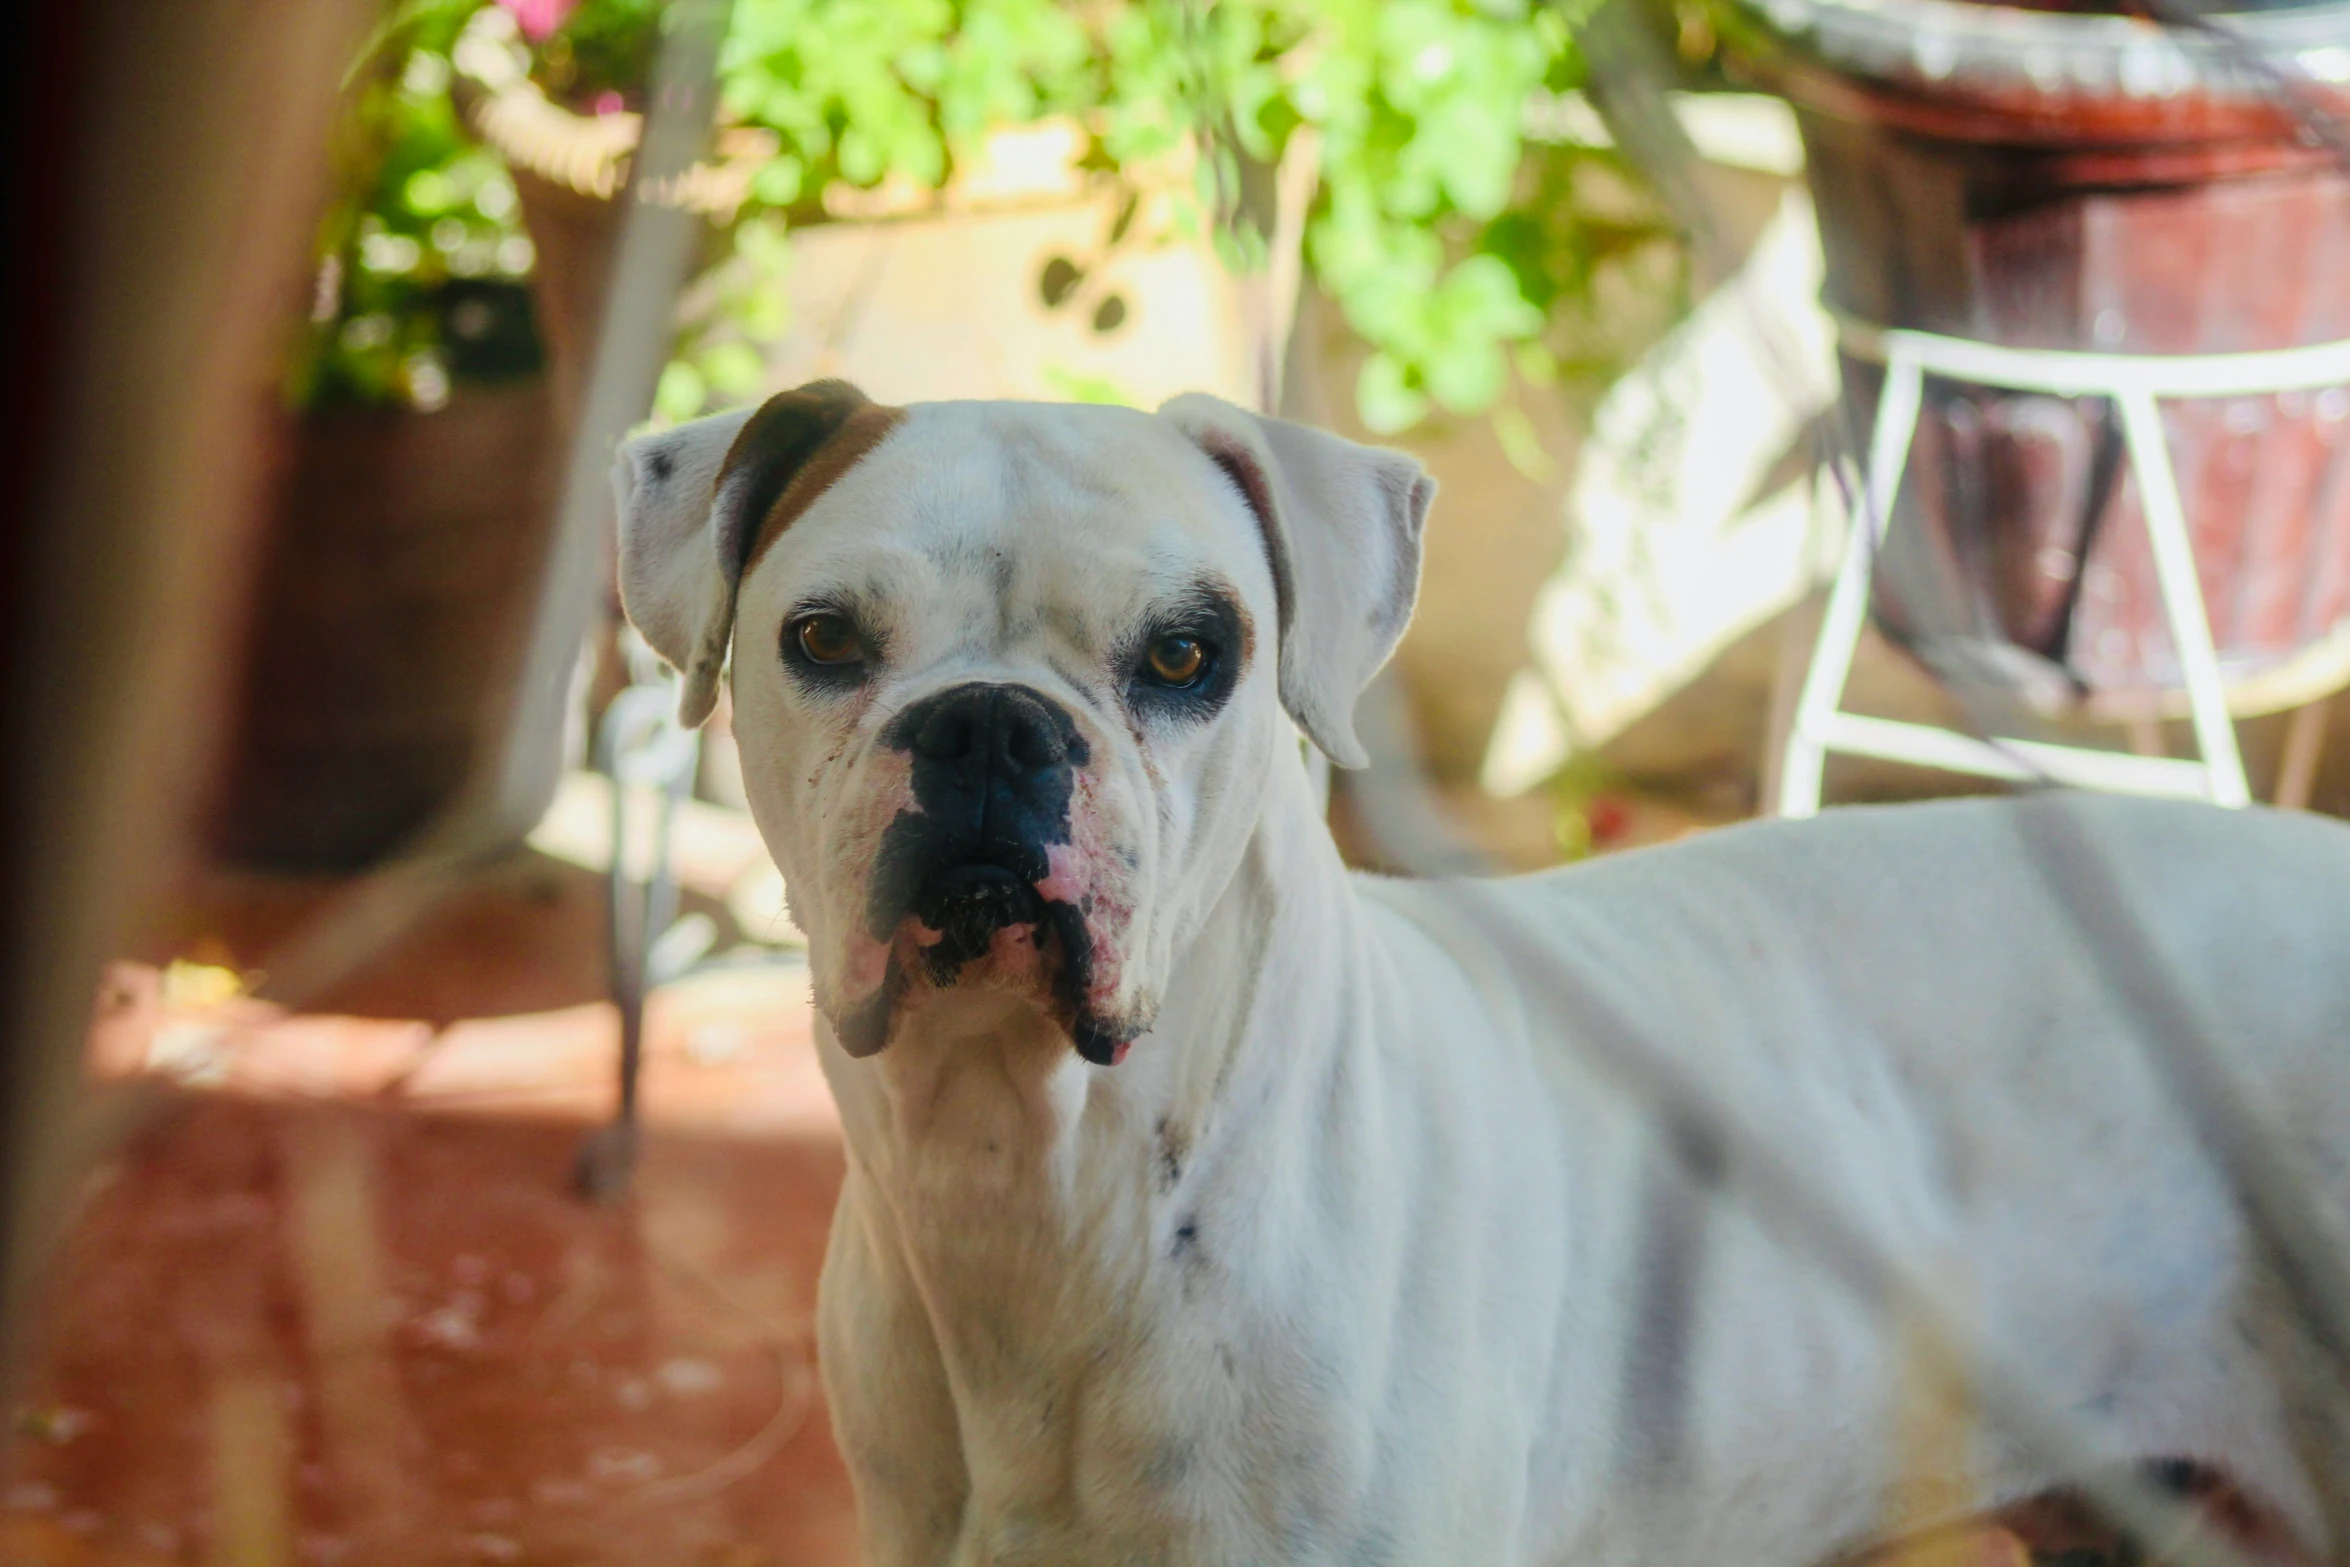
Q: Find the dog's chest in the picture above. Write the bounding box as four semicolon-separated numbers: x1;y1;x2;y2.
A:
890;1142;1379;1562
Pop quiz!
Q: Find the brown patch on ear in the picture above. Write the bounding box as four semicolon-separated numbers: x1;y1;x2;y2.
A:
1194;432;1294;644
713;380;906;583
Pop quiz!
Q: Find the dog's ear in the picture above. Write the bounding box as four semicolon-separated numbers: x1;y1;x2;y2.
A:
1158;393;1433;768
612;379;885;726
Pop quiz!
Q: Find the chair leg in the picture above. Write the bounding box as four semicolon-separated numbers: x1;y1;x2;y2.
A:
2276;698;2331;811
1759;594;1815;819
2114;389;2249;807
1779;355;1925;818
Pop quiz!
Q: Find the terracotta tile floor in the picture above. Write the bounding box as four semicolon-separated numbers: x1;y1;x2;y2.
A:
3;851;861;1567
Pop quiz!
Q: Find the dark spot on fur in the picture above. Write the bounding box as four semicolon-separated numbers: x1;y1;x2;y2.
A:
1616;1147;1710;1478
1172;1218;1198;1258
1145;1440;1195;1487
1155;1117;1187;1189
646;450;674;482
1668;1112;1727;1187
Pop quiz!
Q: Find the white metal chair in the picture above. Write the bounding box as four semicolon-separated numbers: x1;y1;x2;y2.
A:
1778;320;2350;818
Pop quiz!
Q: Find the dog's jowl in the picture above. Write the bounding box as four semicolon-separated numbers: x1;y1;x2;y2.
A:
617;381;2350;1567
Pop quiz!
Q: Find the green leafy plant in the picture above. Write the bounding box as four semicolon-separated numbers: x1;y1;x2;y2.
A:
294;9;542;410
307;0;1680;436
708;0;1642;433
529;0;664;108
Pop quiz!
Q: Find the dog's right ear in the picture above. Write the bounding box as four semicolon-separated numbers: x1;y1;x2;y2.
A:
612;379;885;726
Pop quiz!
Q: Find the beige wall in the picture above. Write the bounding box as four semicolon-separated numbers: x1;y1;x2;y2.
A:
1279;286;1586;785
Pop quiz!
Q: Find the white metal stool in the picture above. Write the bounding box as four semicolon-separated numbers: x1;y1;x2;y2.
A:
1778;320;2350;819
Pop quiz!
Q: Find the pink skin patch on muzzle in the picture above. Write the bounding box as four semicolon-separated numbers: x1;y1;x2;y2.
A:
1039;841;1131;1020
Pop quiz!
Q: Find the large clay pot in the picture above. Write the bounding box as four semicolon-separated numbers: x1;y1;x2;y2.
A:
213;379;563;868
211;78;647;872
1729;0;2350;713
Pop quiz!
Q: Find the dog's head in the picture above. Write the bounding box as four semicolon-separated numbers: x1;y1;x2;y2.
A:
614;382;1431;1064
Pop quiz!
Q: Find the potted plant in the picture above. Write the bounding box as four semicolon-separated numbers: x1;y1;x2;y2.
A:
1723;0;2350;720
215;8;561;870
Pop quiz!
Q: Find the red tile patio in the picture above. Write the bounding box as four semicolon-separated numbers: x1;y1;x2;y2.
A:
4;851;859;1567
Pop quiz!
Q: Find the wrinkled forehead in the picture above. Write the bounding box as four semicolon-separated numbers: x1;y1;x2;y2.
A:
745;401;1265;613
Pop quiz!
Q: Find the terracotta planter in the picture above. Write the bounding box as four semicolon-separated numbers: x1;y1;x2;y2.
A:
213;381;561;869
1730;0;2350;713
212;93;652;873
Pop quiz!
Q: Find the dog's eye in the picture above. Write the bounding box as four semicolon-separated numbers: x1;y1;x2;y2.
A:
792;612;865;667
1142;633;1208;688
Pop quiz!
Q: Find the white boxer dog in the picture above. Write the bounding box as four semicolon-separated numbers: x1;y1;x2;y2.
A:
614;381;2350;1567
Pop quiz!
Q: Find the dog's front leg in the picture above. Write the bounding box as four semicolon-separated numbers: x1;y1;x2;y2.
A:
819;1179;970;1567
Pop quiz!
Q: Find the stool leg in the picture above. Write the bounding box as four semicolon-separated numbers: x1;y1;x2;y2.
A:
1759;594;1814;818
1780;355;1925;818
2114;389;2250;807
2276;698;2330;811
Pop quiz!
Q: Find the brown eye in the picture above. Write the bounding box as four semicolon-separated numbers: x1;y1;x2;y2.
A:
793;612;864;666
1144;633;1207;688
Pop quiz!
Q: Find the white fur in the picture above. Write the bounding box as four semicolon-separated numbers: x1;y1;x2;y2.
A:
617;392;2350;1567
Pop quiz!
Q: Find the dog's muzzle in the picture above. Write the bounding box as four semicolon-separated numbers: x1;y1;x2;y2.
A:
914;861;1047;970
842;683;1128;1065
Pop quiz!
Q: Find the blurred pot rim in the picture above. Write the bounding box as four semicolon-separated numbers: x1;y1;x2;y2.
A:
1724;0;2350;103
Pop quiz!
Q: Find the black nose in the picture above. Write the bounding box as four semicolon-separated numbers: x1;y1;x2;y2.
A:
883;683;1089;862
871;683;1090;941
905;684;1071;787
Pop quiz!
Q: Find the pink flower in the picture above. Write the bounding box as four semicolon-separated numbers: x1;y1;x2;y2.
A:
496;0;580;43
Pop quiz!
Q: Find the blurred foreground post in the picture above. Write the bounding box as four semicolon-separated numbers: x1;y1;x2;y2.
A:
0;0;374;1370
